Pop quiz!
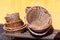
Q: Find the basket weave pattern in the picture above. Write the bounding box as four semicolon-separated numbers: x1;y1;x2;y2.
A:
26;6;52;31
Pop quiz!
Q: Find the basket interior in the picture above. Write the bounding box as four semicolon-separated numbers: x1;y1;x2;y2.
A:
26;6;51;27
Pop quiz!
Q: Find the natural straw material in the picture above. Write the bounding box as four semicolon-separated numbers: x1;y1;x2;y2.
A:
4;13;26;32
26;6;52;31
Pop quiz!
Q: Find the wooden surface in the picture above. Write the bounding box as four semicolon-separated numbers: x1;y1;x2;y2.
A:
0;24;60;40
2;30;60;40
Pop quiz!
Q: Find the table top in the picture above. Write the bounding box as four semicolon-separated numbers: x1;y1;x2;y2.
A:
0;24;60;39
2;30;60;39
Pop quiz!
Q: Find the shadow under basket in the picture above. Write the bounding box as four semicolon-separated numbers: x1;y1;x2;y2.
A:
28;25;54;38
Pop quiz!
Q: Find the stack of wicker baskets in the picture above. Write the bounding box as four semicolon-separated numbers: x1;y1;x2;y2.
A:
4;13;26;32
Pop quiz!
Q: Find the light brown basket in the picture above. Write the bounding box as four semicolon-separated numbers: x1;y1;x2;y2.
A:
4;13;26;32
26;6;52;31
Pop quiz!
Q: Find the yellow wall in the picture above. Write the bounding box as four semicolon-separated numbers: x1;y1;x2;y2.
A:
0;0;60;30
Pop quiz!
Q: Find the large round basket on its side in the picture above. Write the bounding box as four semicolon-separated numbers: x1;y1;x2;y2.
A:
25;6;52;32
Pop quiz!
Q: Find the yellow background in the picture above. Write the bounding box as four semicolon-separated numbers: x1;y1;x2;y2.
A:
0;0;60;30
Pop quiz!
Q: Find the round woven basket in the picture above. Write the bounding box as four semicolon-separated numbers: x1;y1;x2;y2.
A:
4;13;26;32
26;6;52;32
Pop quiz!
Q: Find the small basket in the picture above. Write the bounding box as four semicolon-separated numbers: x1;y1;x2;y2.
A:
4;13;26;32
25;6;52;32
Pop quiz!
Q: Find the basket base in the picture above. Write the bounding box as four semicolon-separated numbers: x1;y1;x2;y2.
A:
3;24;26;32
28;25;54;37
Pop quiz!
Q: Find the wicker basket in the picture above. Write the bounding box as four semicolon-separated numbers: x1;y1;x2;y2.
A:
4;13;26;32
25;6;52;32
